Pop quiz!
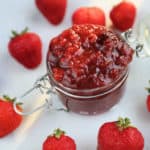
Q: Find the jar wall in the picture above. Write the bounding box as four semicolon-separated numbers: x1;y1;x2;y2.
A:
56;76;127;115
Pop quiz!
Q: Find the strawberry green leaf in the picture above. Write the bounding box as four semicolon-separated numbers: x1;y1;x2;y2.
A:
16;102;23;105
116;117;131;131
21;27;28;35
3;95;16;102
53;128;65;139
11;27;29;39
146;87;150;94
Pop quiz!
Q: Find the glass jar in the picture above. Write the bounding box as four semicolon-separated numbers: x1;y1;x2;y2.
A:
13;27;144;116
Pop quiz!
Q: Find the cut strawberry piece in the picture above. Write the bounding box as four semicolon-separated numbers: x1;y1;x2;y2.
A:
47;24;134;89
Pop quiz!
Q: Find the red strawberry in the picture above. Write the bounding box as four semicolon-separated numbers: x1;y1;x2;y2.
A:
110;2;136;31
146;82;150;112
8;27;42;69
0;95;23;137
146;95;150;112
43;128;76;150
35;0;67;25
98;117;144;150
72;7;105;26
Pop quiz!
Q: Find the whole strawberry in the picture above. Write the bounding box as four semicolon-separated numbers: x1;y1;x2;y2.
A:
0;95;23;137
72;7;105;25
8;27;42;69
146;81;150;112
110;2;136;31
43;128;76;150
35;0;67;25
98;117;144;150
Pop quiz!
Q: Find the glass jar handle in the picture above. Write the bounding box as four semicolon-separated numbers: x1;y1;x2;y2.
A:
121;28;150;58
13;73;68;116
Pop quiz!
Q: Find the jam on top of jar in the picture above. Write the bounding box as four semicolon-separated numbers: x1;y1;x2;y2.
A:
47;24;134;89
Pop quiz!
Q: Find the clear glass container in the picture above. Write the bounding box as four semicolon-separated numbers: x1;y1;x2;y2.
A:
13;29;146;116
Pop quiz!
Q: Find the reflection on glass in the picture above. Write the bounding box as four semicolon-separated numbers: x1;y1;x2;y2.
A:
135;0;150;57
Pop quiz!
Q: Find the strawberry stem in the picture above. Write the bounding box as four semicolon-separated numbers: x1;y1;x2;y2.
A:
116;117;131;131
145;87;150;93
145;80;150;94
21;27;28;34
11;27;28;38
3;95;23;105
16;102;23;105
53;128;65;139
12;30;19;37
3;95;16;102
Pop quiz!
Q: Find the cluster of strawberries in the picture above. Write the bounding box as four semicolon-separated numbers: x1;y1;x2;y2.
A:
43;117;145;150
8;1;136;70
0;96;144;150
36;0;136;32
8;0;150;106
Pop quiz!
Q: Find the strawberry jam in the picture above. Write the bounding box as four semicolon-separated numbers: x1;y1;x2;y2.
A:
47;24;134;115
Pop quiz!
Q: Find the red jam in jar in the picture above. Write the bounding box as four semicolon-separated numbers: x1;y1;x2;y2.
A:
47;24;134;115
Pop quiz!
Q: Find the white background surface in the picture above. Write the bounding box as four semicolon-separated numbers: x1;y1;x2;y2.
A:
0;0;150;149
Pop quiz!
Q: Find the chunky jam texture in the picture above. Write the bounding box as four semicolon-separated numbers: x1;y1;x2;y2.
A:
47;24;134;89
